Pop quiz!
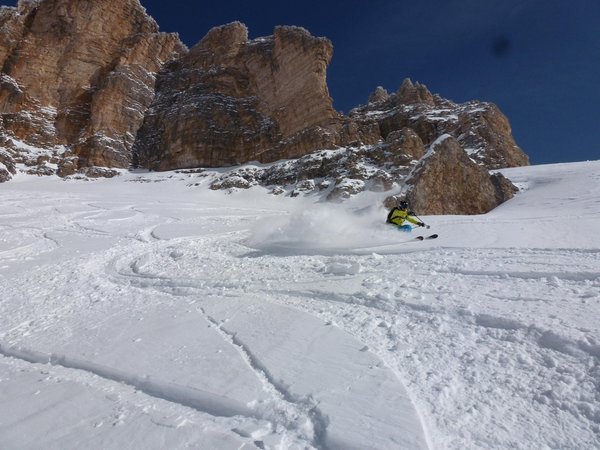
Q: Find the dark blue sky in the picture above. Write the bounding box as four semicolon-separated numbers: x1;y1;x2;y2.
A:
6;0;600;164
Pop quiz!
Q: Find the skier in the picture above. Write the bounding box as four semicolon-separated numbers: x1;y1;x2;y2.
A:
386;200;426;232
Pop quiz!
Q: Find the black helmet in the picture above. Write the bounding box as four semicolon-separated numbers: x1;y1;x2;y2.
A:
398;200;409;209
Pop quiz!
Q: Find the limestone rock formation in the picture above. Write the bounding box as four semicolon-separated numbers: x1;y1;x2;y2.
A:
135;22;341;170
205;131;425;201
395;78;436;106
0;0;186;171
397;134;517;215
0;146;15;181
351;78;529;170
368;86;390;105
0;0;529;215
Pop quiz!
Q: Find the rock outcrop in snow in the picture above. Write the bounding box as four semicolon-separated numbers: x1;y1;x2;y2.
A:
0;147;15;182
390;134;518;214
0;0;529;214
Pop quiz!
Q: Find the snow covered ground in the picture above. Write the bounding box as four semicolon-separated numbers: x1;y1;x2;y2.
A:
1;160;599;449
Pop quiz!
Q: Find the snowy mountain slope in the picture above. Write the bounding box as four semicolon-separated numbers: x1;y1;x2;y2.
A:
0;160;599;449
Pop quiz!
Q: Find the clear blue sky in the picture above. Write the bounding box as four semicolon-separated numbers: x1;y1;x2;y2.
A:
5;0;600;164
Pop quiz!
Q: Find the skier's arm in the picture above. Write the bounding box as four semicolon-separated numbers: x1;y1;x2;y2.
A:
406;215;425;226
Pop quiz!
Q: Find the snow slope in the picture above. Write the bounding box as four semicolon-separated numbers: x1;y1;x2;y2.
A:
1;160;599;449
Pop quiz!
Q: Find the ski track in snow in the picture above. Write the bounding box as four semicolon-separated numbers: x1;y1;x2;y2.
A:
200;308;329;449
0;343;257;419
100;236;430;449
265;250;600;448
1;161;600;449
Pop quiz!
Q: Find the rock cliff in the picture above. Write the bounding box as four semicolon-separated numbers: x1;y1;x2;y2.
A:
134;22;341;170
349;79;529;170
0;0;185;173
0;0;529;214
398;135;518;215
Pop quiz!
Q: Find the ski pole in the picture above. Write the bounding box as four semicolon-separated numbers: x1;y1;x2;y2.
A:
412;213;430;229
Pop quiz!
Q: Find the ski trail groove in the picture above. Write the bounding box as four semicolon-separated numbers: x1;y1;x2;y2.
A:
440;268;600;282
0;342;257;420
106;250;329;447
103;242;428;448
281;285;600;361
200;308;329;450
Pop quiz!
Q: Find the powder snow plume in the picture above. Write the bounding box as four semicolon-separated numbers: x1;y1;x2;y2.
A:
245;202;396;254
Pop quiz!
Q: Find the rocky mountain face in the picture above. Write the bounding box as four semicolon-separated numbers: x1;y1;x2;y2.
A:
350;80;529;170
135;22;341;170
0;0;530;215
0;0;185;176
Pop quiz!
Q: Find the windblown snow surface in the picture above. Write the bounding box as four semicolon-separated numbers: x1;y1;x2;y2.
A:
1;160;599;450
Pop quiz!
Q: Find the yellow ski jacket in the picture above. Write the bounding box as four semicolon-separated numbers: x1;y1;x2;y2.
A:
386;208;421;227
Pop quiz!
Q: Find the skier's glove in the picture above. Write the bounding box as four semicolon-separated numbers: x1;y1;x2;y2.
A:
418;222;425;227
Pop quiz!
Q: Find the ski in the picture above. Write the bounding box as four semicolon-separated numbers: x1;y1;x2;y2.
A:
414;234;438;241
352;233;439;252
